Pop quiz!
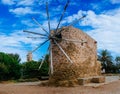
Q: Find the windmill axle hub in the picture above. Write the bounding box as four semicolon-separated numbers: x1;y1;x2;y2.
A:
49;32;62;42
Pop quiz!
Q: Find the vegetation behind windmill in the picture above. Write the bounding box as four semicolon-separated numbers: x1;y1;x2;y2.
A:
0;50;120;82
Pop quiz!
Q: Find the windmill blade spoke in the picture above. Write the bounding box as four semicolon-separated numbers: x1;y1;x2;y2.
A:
47;44;52;75
68;15;86;26
55;0;70;34
31;39;49;53
32;17;49;35
38;57;45;70
62;38;87;43
27;36;48;40
54;28;65;37
46;2;51;33
48;44;51;75
54;40;73;64
50;44;53;74
50;43;53;74
23;30;47;37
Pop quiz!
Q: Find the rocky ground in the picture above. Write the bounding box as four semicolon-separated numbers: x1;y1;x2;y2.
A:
0;76;120;94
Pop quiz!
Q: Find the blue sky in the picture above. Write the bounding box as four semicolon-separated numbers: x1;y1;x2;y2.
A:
0;0;120;62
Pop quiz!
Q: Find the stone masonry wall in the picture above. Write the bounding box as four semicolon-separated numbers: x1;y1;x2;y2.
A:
49;26;101;86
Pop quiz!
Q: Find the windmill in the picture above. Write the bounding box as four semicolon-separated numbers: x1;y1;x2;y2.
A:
23;0;86;75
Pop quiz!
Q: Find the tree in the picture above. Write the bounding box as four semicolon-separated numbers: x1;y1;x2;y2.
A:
115;56;120;63
115;56;120;71
0;52;21;80
0;63;9;80
38;54;49;76
98;49;113;73
22;60;40;78
8;53;21;63
22;54;49;79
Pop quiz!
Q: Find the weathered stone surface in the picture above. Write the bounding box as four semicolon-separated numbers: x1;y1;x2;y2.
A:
27;52;32;62
77;77;92;85
77;76;105;85
48;79;78;87
49;26;101;86
91;76;105;83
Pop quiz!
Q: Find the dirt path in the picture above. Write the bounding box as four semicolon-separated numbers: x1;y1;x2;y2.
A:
0;80;120;94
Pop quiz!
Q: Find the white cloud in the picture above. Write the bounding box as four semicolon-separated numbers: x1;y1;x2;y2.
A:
1;0;15;5
17;0;34;6
0;29;46;62
9;7;39;16
63;10;86;24
87;29;120;55
62;8;120;55
42;19;58;30
90;3;101;10
21;20;35;27
0;32;27;62
110;0;120;4
80;8;120;55
1;0;37;6
82;9;120;30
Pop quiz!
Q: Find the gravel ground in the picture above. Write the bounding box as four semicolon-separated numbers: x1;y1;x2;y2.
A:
0;76;120;94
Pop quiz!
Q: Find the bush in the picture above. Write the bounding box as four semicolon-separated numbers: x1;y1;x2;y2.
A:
0;52;21;80
22;60;49;79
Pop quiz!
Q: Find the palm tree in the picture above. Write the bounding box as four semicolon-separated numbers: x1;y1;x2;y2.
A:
98;49;113;73
115;56;120;70
38;54;49;76
115;56;120;63
8;53;21;63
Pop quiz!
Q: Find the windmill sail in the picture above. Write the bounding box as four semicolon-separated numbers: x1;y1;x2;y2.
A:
54;40;73;64
46;2;51;33
55;0;70;34
32;17;49;35
23;30;47;37
68;15;86;26
23;1;88;76
50;43;53;74
31;39;49;53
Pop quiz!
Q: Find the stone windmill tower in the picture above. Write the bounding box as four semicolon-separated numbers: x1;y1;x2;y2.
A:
49;26;103;86
23;0;104;86
27;52;32;62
